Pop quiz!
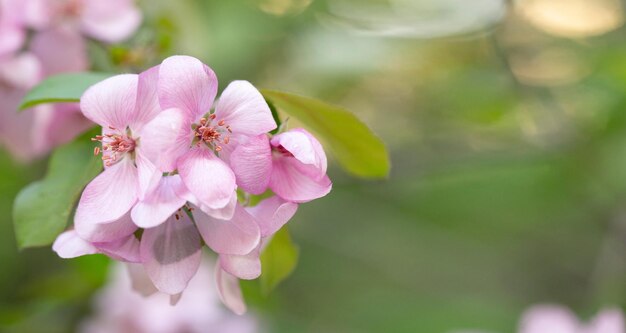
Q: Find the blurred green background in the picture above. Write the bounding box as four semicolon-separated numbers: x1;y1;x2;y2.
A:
4;0;626;332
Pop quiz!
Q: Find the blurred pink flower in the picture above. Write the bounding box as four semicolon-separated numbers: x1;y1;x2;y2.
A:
0;0;26;56
452;304;625;333
24;0;142;43
79;259;260;333
140;55;277;218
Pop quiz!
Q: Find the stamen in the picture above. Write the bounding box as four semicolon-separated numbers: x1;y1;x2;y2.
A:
94;147;100;156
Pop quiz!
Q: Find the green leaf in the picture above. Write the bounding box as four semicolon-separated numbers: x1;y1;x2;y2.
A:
260;227;299;294
261;89;390;179
19;72;114;110
13;140;102;249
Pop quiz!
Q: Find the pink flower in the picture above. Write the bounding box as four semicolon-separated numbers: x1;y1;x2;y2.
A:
232;128;332;202
26;0;142;43
0;0;26;57
216;197;298;314
73;68;161;230
141;55;277;217
519;305;624;333
79;260;260;333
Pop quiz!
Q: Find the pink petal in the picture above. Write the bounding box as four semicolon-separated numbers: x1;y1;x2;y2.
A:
214;80;276;136
178;148;236;210
198;191;237;220
586;308;624;333
135;149;161;201
215;264;247;315
139;108;190;172
80;74;138;130
0;87;40;162
0;23;24;57
131;175;187;228
158;55;218;121
0;52;42;89
33;103;94;158
519;305;580;333
219;248;261;280
30;26;88;76
18;0;51;29
230;134;272;195
126;263;158;296
131;65;161;133
80;0;142;43
140;215;202;295
269;157;332;203
75;211;137;243
271;128;327;176
74;157;139;227
194;204;260;256
52;230;98;258
247;196;298;237
95;234;141;262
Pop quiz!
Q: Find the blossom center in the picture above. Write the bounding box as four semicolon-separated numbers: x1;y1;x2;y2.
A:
92;129;136;166
193;114;232;152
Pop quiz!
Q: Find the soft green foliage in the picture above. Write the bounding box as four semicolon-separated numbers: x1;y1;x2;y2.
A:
13;140;102;249
19;72;113;110
262;90;391;179
260;227;299;295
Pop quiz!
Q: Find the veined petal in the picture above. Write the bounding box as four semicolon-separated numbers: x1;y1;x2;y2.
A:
230;134;272;195
215;263;247;315
131;175;187;228
140;215;202;295
135;149;161;201
247;196;298;237
74;158;139;226
269;157;332;203
178;148;236;210
131;65;161;133
214;80;276;136
75;210;137;243
271;128;327;176
52;230;98;258
219;247;261;280
158;55;218;121
80;0;142;43
194;204;260;256
139;108;190;172
95;234;140;263
198;191;237;220
32;103;93;157
80;74;138;130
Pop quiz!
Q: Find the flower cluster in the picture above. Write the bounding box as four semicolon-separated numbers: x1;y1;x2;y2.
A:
0;0;141;161
53;55;332;314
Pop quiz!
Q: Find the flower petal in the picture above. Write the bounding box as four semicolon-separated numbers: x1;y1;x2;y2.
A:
247;196;298;237
95;234;141;263
135;149;161;201
0;52;41;89
198;191;237;220
219;247;261;280
158;55;217;120
131;65;161;133
140;215;202;295
214;80;276;136
519;305;579;333
126;263;159;297
269;157;332;203
29;26;88;76
74;158;139;226
587;308;625;333
194;204;260;256
80;74;138;130
131;175;187;228
271;128;327;176
32;103;93;157
139;108;190;172
52;230;98;258
178;148;236;210
80;0;142;43
230;134;271;195
215;264;247;315
75;211;137;243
